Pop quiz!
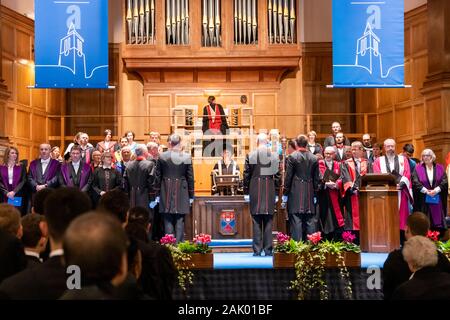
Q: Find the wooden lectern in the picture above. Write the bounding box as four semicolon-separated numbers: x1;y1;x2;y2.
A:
359;174;400;253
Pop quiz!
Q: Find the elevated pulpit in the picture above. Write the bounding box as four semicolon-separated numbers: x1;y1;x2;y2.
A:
359;174;400;253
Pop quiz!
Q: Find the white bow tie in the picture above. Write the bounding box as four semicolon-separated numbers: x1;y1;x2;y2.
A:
41;159;50;164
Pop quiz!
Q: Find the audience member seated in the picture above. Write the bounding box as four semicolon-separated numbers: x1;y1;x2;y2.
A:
392;236;450;300
21;214;47;268
99;192;176;300
59;212;129;300
383;212;450;300
0;204;26;284
0;188;91;299
31;188;54;262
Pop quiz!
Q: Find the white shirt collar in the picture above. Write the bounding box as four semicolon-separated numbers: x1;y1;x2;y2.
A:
103;165;112;169
72;161;80;166
25;250;41;260
49;249;64;258
41;158;50;163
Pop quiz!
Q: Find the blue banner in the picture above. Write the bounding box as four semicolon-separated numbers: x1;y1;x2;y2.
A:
332;0;404;87
35;0;108;88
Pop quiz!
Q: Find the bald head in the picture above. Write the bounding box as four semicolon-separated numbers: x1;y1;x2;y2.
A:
64;212;128;285
384;138;396;157
39;143;51;160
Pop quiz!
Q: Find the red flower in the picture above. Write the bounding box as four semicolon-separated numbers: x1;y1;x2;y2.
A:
194;233;211;244
342;231;356;243
276;232;290;244
160;234;177;245
307;231;322;245
426;230;440;242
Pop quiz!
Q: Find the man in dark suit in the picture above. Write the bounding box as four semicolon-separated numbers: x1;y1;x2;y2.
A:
0;188;91;299
0;204;26;284
59;213;129;300
283;135;320;242
383;212;450;300
20;213;47;269
154;134;194;243
323;121;351;148
28;143;61;194
124;145;155;208
244;133;280;256
99;191;176;300
58;145;92;193
392;235;450;300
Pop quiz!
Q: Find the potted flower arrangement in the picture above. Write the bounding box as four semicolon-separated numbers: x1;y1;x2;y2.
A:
427;230;450;261
273;231;361;300
160;233;213;290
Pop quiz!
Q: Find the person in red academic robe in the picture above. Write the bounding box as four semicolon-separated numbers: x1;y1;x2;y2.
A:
372;138;412;231
201;96;229;157
340;141;370;234
318;146;345;239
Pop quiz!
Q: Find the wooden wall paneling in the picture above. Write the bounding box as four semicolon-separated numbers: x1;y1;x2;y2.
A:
32;113;47;143
1;22;14;56
147;94;171;135
394;106;413;137
16;109;30;139
378;111;394;142
2;56;13;91
413;103;426;134
425;96;443;133
15;29;31;60
31;88;47;111
412;55;428;99
16;142;30;163
16;63;31;106
253;93;276;131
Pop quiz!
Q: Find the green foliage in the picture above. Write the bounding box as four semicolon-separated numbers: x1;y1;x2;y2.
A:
437;240;450;261
275;238;360;300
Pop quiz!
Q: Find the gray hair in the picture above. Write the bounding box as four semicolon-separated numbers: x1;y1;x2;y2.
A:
169;134;181;147
351;141;364;150
146;142;159;150
324;146;336;154
402;236;438;271
421;148;436;162
257;133;268;146
135;144;147;157
384;138;396;146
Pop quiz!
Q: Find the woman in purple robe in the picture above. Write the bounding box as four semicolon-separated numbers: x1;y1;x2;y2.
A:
0;147;27;214
412;149;448;232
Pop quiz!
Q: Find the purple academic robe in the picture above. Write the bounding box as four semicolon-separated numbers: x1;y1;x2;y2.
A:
60;162;92;192
412;163;448;229
28;158;61;191
0;165;27;211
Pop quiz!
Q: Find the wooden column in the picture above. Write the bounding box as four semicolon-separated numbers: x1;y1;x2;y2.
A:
0;1;11;140
421;0;450;163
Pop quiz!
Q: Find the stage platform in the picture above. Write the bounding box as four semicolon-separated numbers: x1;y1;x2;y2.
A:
212;252;389;269
172;252;387;300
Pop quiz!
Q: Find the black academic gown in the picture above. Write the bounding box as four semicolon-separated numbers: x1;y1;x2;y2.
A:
154;151;194;215
243;147;280;215
124;158;155;208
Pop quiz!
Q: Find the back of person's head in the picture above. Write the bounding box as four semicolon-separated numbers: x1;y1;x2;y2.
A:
135;145;147;157
64;212;128;285
296;135;308;148
169;134;181;147
97;189;130;224
403;143;415;154
32;188;55;215
128;207;152;228
0;204;22;238
21;213;46;249
406;212;430;237
44;188;92;242
402;236;438;272
125;222;149;243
